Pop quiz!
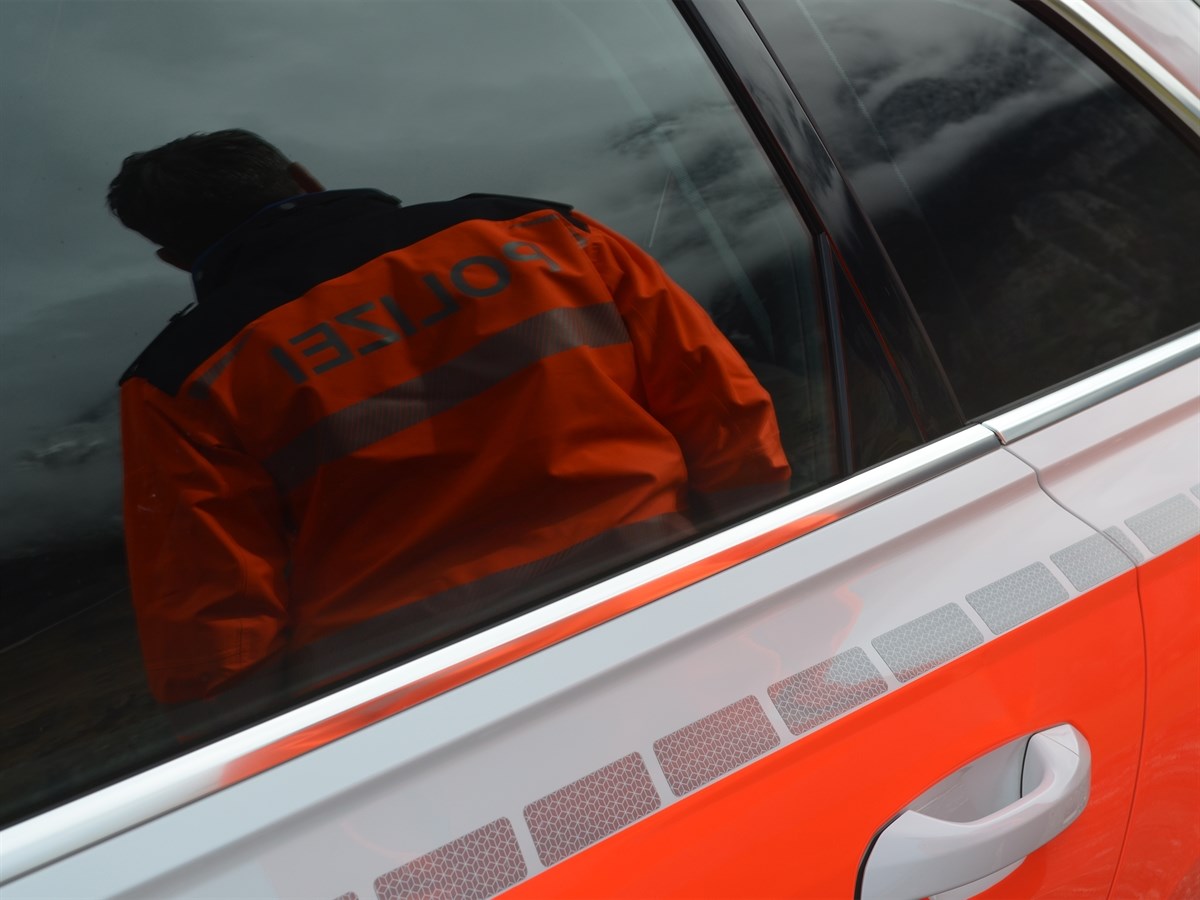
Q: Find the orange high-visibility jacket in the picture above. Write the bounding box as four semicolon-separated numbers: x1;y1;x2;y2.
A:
120;190;790;703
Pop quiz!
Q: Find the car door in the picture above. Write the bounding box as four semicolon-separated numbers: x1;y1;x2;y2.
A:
2;426;1147;900
0;0;1182;898
991;346;1200;898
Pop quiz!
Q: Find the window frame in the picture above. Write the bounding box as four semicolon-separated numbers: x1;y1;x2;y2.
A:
1027;0;1200;151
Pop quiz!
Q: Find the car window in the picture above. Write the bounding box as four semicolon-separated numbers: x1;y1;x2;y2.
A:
0;0;919;827
746;0;1200;418
835;260;925;468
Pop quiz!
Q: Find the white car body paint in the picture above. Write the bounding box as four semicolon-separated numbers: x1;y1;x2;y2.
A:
1087;0;1200;96
6;437;1112;899
999;357;1200;556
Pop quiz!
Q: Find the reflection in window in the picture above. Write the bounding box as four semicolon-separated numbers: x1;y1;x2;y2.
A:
0;1;833;824
749;0;1200;417
836;264;923;469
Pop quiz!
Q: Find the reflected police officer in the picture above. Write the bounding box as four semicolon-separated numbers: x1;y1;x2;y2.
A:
108;129;790;704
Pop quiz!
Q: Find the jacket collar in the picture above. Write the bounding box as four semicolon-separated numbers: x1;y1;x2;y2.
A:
191;189;401;302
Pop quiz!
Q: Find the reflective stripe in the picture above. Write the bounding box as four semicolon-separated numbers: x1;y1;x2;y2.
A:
965;561;1070;634
871;603;983;682
768;647;887;737
374;818;526;900
1051;533;1134;592
265;303;630;491
1125;494;1200;555
525;753;661;867
653;696;779;797
1105;526;1144;565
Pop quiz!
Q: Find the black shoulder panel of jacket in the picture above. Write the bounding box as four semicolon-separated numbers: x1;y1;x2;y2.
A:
457;193;590;232
120;191;582;396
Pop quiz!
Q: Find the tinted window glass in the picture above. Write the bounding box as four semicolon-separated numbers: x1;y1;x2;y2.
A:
837;267;924;468
0;0;853;825
748;0;1200;417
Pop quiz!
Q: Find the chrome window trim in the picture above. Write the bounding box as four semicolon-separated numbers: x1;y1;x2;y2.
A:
983;328;1200;443
0;424;997;885
1048;0;1200;134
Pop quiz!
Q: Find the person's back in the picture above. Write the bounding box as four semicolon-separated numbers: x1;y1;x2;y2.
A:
112;132;790;704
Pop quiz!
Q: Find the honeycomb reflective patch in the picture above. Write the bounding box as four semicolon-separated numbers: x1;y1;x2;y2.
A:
1105;526;1144;565
524;752;661;867
1050;534;1132;592
1126;494;1200;555
965;562;1069;635
653;696;779;797
872;603;983;682
768;647;888;735
374;818;526;900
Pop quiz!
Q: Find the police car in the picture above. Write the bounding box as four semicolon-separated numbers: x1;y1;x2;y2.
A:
0;0;1197;897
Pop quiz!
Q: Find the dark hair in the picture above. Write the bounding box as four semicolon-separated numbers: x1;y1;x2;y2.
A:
107;129;304;262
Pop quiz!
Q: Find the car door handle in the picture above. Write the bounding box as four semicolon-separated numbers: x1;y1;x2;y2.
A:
860;724;1091;900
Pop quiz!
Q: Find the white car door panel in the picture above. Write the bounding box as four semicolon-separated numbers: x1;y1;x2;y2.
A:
5;428;1146;899
992;342;1200;898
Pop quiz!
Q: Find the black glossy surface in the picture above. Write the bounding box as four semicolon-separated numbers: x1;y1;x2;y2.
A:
743;0;1200;418
684;0;965;439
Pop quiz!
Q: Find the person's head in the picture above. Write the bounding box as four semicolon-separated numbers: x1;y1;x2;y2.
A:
107;129;323;270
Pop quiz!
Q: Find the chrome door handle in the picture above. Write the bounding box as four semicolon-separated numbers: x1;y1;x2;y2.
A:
860;724;1091;900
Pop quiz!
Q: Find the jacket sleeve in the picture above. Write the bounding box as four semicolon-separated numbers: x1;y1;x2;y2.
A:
576;213;791;494
121;378;290;704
